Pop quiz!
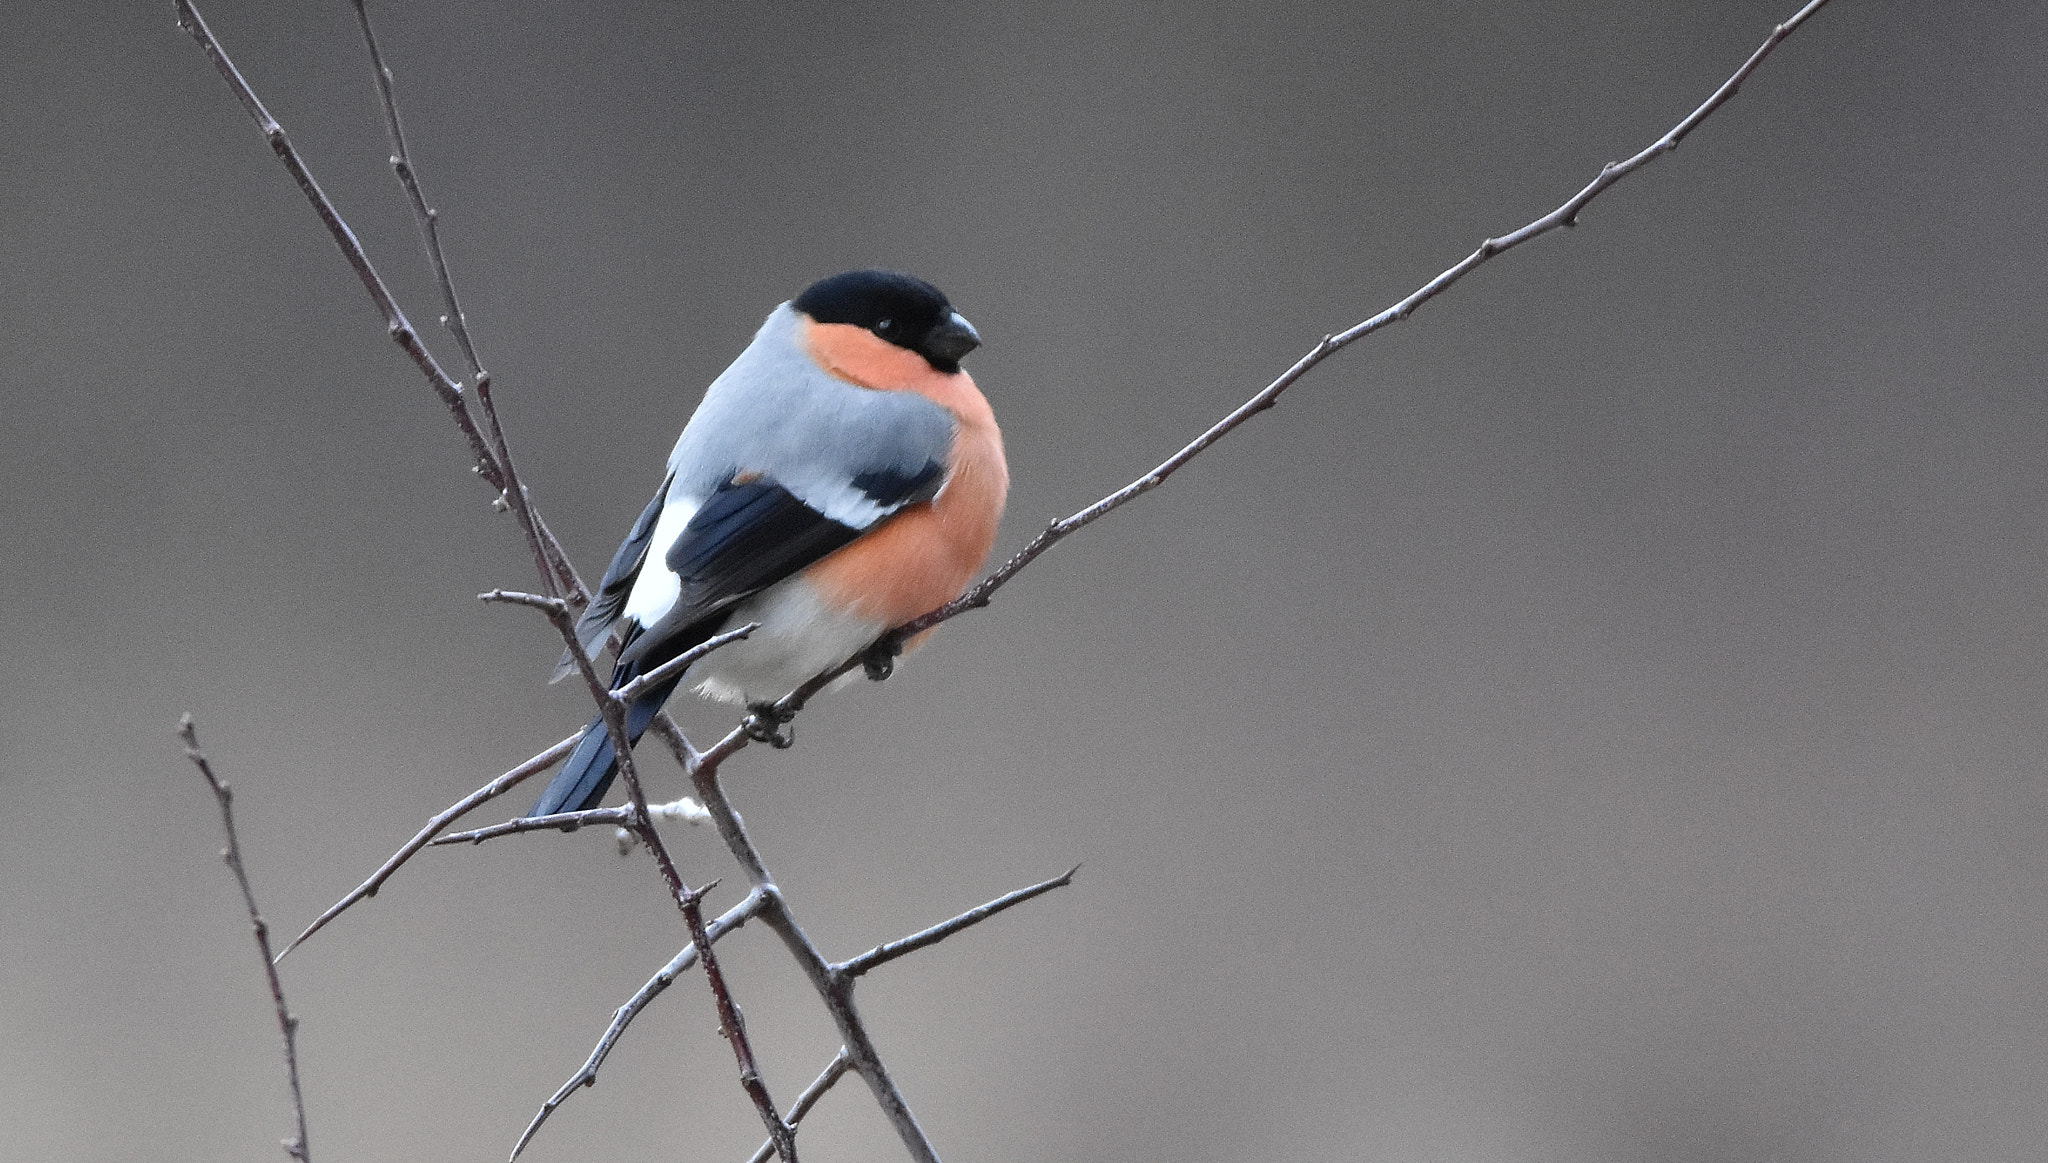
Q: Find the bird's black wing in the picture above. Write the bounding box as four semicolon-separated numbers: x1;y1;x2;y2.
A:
668;476;866;612
551;471;673;681
614;457;941;656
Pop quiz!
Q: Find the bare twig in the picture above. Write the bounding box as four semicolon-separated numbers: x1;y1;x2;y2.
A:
747;1051;854;1163
876;0;1846;669
432;796;708;846
347;0;585;603
273;729;584;961
504;545;796;1158
510;889;771;1161
838;867;1079;980
614;624;761;703
652;722;941;1163
681;881;798;1162
173;0;501;488
479;588;568;614
181;715;311;1162
348;0;482;380
181;10;788;1141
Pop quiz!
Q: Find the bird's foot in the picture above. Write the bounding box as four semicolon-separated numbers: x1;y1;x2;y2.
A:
861;638;902;682
744;702;796;749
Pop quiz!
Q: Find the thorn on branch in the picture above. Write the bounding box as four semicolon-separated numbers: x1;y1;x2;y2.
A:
680;878;721;910
478;588;569;614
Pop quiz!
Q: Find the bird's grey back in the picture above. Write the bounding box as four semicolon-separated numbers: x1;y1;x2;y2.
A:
665;304;956;525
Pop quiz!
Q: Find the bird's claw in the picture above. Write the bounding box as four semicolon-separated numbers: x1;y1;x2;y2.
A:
744;703;795;749
861;639;901;682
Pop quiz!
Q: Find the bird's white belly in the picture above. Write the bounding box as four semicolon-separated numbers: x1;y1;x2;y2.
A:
686;576;883;706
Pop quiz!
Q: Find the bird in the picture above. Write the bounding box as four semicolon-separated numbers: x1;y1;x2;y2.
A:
525;269;1008;819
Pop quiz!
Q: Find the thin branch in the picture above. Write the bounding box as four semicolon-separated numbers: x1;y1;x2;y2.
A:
651;720;941;1163
181;716;311;1162
432;796;708;846
682;880;798;1162
186;3;900;1158
479;588;568;614
348;0;483;380
512;542;796;1159
173;0;502;488
883;0;1841;656
614;623;760;704
511;889;770;1162
837;867;1079;981
274;729;585;961
527;510;593;606
747;1052;854;1163
347;0;586;603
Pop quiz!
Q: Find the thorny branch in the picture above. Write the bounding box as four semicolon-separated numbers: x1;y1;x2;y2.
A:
748;1052;854;1163
181;716;311;1163
683;879;799;1163
274;729;585;961
508;530;798;1158
174;0;1841;1159
433;797;710;846
178;0;798;1150
510;890;773;1161
755;0;1850;712
173;0;493;488
837;867;1079;980
347;0;576;601
520;866;1084;1151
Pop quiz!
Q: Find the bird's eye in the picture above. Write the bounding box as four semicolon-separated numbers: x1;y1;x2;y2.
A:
876;319;893;332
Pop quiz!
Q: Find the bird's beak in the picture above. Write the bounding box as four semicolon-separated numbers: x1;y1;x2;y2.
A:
924;311;982;364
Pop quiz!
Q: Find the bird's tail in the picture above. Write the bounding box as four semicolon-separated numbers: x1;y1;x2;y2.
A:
525;672;685;818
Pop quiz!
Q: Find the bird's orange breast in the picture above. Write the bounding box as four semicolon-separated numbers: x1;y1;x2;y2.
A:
801;320;1009;629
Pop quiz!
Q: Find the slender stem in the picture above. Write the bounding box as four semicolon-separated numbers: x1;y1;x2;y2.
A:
181;716;311;1162
348;0;484;380
681;881;798;1161
837;868;1079;980
347;0;583;601
656;723;940;1163
173;0;503;489
510;891;771;1162
612;623;760;703
179;10;793;1145
526;574;795;1157
747;1052;853;1163
275;730;584;961
432;797;708;846
876;0;1841;652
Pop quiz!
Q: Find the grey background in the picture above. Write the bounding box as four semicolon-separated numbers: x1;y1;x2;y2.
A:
4;2;2046;1160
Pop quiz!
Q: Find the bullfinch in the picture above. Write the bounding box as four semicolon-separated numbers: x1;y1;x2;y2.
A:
525;270;1008;818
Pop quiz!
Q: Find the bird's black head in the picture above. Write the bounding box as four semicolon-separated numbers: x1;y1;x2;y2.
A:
793;269;981;374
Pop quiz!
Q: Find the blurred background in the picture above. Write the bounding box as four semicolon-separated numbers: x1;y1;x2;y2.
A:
4;1;2046;1160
